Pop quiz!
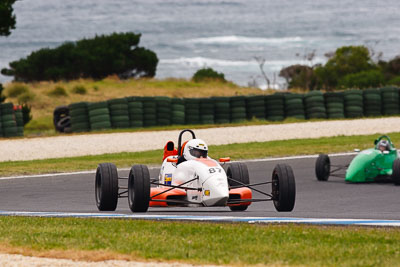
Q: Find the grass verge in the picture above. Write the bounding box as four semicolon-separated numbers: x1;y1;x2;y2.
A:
1;132;399;176
0;216;399;266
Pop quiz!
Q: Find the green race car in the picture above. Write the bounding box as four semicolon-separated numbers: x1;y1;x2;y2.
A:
315;135;400;185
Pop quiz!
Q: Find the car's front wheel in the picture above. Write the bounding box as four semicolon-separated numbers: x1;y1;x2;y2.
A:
128;165;150;212
272;164;296;212
95;163;118;211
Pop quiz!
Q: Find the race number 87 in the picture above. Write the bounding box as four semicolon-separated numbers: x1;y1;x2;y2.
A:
209;167;222;173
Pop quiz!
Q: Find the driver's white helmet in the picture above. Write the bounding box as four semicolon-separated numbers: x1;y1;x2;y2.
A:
183;139;208;160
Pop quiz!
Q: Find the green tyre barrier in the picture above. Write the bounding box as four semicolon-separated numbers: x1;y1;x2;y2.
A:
90;114;111;124
130;121;143;128
91;121;112;130
89;108;110;117
71;122;90;132
267;115;284;121
71;115;90;124
128;102;143;109
88;101;108;111
69;108;88;117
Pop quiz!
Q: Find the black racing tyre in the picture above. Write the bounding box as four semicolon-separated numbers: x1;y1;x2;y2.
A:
315;154;330;181
95;163;118;211
226;162;250;187
57;116;72;132
226;162;250;211
128;165;150;212
392;158;400;185
272;164;296;212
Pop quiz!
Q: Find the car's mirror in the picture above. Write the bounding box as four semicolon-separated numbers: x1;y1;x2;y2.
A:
383;150;390;155
354;149;360;152
219;157;230;162
167;157;178;163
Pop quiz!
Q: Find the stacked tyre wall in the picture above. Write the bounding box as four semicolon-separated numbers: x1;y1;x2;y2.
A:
66;86;400;133
0;103;24;138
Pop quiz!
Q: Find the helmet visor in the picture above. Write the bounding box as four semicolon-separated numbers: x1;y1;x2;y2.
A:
189;147;208;158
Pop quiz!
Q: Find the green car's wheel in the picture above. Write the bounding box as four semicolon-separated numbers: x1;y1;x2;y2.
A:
315;154;330;181
95;163;119;211
226;162;250;211
272;164;296;212
392;158;400;185
128;165;150;212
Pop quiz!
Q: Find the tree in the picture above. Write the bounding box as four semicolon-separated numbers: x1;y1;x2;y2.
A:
0;0;17;36
315;46;377;90
1;32;159;81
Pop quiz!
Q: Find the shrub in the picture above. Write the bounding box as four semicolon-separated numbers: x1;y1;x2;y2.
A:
0;83;6;103
338;70;385;89
6;83;28;97
388;76;400;86
192;67;226;82
71;85;87;95
17;91;35;103
47;86;68;97
279;64;316;90
1;32;158;81
21;103;32;125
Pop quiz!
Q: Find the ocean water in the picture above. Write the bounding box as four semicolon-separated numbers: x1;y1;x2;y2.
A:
0;0;399;88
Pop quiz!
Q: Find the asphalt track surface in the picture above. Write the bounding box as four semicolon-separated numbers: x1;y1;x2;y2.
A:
0;154;399;220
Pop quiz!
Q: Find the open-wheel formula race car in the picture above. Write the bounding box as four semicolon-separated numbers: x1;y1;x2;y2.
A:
95;129;296;212
315;135;400;185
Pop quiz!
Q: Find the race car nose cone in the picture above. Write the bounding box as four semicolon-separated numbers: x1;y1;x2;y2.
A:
202;176;229;206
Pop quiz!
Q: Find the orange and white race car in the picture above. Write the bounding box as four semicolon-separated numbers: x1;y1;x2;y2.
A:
95;129;296;212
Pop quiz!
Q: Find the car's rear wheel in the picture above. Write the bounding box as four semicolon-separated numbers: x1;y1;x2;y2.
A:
315;154;330;181
272;164;296;212
95;163;118;211
226;162;250;211
392;158;400;185
128;165;150;212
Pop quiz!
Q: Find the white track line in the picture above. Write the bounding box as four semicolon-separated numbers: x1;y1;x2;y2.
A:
0;211;399;227
0;152;357;180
